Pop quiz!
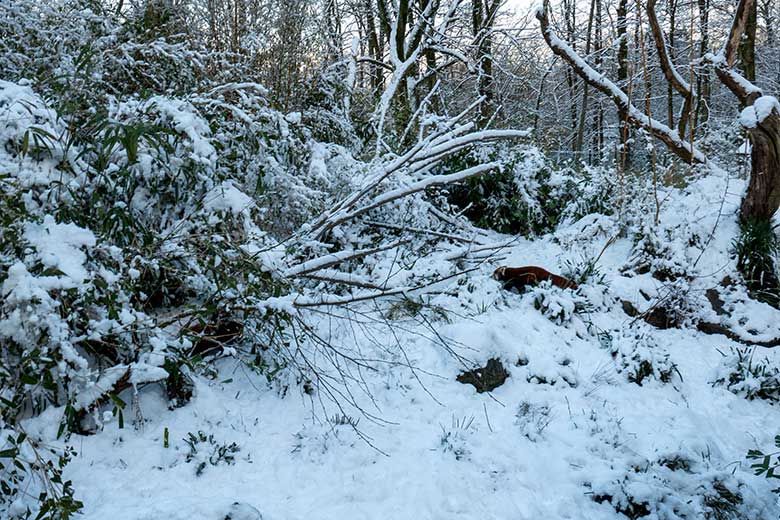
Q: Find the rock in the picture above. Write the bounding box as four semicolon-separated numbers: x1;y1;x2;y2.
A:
621;300;639;317
457;358;509;393
224;502;263;520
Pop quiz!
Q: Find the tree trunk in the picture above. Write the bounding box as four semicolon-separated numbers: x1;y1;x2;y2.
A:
574;0;597;153
666;0;677;128
738;0;758;85
472;0;500;128
616;0;630;163
695;0;710;129
740;113;780;223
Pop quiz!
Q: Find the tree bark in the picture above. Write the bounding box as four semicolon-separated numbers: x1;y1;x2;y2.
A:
574;0;597;153
739;0;758;85
472;0;501;127
616;0;630;162
740;113;780;223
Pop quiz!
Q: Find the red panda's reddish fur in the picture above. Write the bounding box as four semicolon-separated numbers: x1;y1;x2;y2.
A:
493;266;578;291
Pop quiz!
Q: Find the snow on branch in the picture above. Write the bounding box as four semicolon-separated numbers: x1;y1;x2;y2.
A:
739;96;780;129
536;2;706;164
313;162;505;240
307;119;527;241
701;0;764;107
285;240;410;277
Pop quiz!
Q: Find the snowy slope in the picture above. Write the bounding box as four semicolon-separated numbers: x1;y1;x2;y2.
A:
29;170;780;520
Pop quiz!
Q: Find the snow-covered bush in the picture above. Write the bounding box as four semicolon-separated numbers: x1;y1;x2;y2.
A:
183;431;241;477
747;435;780;492
712;348;780;403
0;427;82;520
443;145;616;236
530;282;588;325
733;218;780;306
623;222;693;282
611;331;678;386
517;355;579;388
291;419;362;462
515;401;552;442
438;416;476;461
589;454;775;519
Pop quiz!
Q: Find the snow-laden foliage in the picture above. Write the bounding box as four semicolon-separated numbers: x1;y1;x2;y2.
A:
3;1;780;519
0;79;315;429
712;348;780;403
444;145;617;236
611;330;678;385
590;452;775;519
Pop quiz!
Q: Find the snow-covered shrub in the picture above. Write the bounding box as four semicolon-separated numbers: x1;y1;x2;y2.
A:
0;428;82;520
611;331;678;386
589;454;775;520
562;254;608;287
438;416;476;461
517;355;579;388
0;63;353;446
530;281;587;325
553;162;617;226
582;405;625;453
635;280;699;330
298;64;362;149
291;419;361;463
712;348;780;403
443;146;616;236
183;431;241;477
733;218;780;306
623;222;692;282
514;401;552;442
747;435;780;492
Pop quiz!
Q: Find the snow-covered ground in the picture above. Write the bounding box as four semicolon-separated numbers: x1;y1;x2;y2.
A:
27;171;779;520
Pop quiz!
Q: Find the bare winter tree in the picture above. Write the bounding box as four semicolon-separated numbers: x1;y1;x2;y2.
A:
536;0;780;232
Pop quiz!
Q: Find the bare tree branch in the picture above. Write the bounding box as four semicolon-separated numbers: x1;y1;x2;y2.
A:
535;1;706;164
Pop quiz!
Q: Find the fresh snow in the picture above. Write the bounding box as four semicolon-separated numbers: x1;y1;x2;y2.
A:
740;96;780;129
22;169;779;520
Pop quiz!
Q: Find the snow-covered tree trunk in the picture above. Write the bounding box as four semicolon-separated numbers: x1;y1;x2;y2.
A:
711;0;780;224
740;106;780;223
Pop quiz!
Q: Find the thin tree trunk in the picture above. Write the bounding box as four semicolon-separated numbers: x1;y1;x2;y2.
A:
695;0;710;129
666;0;677;128
616;0;630;163
574;0;597;153
739;0;758;85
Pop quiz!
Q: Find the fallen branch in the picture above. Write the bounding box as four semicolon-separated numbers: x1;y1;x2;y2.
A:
697;321;780;348
284;240;409;277
365;221;476;243
292;266;484;308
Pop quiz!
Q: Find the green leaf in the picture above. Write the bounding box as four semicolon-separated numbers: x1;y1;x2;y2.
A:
0;448;19;458
21;129;30;156
747;449;765;459
109;393;126;409
20;373;38;385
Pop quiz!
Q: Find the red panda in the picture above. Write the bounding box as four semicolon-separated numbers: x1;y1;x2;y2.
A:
493;266;578;292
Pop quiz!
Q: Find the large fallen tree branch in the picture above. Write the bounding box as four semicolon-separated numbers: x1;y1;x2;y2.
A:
307;125;529;241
